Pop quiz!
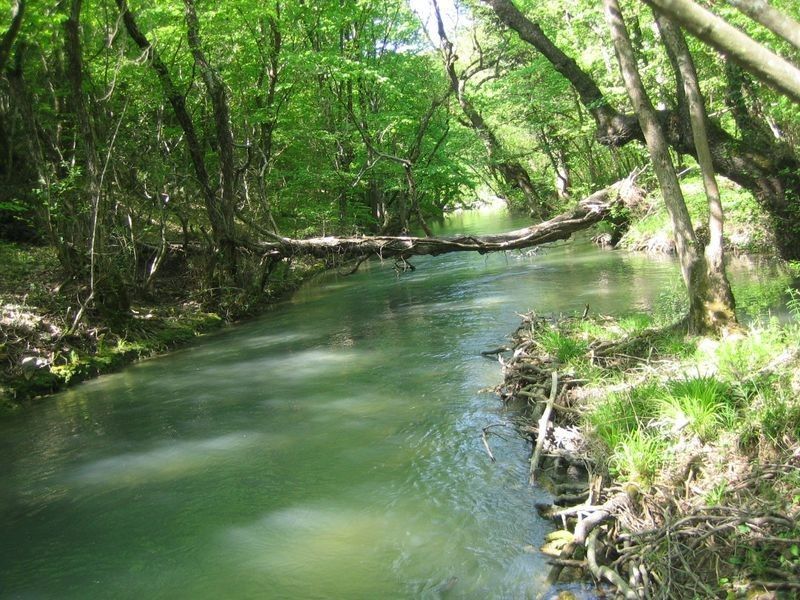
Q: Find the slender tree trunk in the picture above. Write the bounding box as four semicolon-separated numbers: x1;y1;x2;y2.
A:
656;14;736;331
64;0;101;278
115;0;238;284
183;0;239;278
604;0;717;334
539;128;571;200
253;8;283;235
6;45;54;237
0;0;24;73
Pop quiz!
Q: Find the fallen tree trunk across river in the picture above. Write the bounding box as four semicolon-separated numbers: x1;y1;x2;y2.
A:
254;176;639;263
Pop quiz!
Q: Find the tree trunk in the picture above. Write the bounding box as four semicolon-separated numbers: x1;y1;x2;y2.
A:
604;0;719;334
253;8;283;235
255;182;626;261
6;45;54;238
727;0;800;50
642;0;800;103
656;14;737;332
183;0;239;278
0;0;24;73
63;1;101;275
481;0;635;144
115;0;238;284
64;0;129;315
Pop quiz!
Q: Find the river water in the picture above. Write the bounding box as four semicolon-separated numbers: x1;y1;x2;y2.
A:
0;210;788;598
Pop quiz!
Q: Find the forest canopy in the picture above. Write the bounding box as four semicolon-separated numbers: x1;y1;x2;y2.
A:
1;0;799;321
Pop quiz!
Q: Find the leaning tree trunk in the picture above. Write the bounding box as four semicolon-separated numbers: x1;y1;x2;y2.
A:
642;0;800;103
656;14;736;332
604;0;722;334
728;0;800;51
432;0;541;214
249;179;633;263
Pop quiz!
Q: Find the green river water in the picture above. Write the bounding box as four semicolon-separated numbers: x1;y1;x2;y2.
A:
0;210;788;598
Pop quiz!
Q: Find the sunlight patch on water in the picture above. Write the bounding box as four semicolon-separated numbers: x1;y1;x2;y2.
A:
72;432;277;485
468;294;511;308
221;504;397;596
314;394;395;418
219;498;546;598
234;331;316;351
196;348;368;385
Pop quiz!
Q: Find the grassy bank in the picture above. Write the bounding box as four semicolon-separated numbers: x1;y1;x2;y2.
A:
0;241;322;413
609;172;775;256
499;293;800;597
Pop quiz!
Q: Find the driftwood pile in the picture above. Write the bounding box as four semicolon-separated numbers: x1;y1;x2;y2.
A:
490;313;800;599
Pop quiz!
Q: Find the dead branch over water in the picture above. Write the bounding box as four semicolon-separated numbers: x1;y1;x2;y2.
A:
255;182;629;262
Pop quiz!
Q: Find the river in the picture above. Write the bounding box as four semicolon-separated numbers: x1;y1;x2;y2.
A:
0;209;789;598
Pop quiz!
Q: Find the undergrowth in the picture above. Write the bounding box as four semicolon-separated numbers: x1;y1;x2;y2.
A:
619;173;775;255
522;286;800;596
1;239;327;411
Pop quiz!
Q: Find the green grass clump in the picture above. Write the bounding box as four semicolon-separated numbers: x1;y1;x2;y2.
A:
735;372;800;450
715;322;786;381
618;313;652;335
538;329;588;363
576;319;611;340
658;376;732;441
589;383;660;450
608;429;666;486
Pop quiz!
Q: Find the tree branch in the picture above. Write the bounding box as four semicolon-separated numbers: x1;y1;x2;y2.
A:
254;182;625;261
0;0;24;73
644;0;800;103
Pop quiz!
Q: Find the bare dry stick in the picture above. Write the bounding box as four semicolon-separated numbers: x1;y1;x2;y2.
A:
481;427;496;463
530;370;558;484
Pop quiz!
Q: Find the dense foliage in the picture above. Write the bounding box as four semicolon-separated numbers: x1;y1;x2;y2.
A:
1;0;799;317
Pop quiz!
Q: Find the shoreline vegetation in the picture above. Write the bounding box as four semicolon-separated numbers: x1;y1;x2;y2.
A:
0;242;324;413
0;172;777;412
494;305;800;598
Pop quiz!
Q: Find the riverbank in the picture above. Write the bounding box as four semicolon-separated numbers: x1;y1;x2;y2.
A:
0;241;323;413
0;172;776;414
614;172;775;256
497;307;800;598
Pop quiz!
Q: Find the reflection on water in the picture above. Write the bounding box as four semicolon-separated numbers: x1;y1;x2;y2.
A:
0;209;792;598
